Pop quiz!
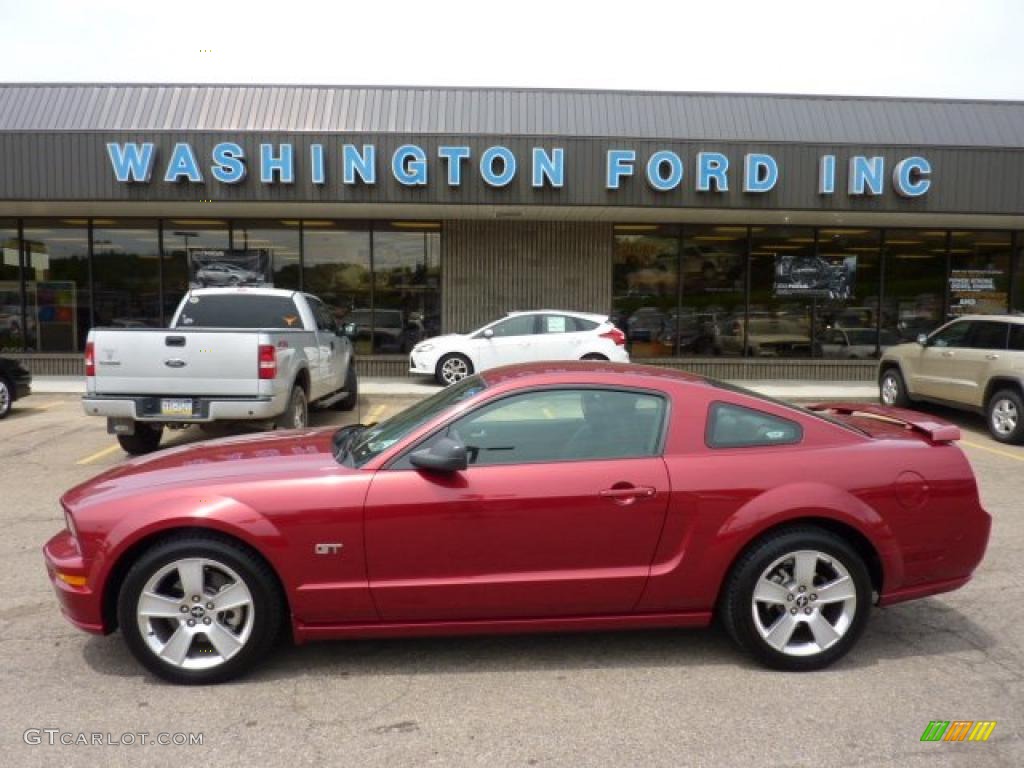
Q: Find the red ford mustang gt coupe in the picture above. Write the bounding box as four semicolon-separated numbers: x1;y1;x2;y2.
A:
44;363;990;684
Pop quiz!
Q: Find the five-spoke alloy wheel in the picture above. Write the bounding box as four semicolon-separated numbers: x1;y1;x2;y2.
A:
721;527;871;671
118;535;282;684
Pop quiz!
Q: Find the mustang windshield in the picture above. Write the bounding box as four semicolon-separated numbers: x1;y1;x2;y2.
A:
343;375;486;467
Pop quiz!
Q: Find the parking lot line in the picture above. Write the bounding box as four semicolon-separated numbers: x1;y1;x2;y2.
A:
76;444;122;465
960;440;1024;462
367;404;387;422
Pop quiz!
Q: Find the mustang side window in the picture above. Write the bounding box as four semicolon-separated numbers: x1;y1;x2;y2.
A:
707;402;802;449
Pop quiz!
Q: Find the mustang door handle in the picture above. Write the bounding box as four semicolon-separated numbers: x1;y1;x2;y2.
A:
599;485;656;503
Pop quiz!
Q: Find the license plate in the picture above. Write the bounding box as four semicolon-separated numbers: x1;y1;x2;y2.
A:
160;398;193;417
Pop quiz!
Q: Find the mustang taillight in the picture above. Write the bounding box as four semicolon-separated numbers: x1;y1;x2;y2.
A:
84;341;95;377
258;344;277;380
600;327;627;346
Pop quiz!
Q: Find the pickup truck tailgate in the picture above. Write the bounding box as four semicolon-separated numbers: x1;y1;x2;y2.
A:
91;329;262;397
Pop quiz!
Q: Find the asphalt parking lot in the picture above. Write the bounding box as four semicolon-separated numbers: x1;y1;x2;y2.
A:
1;391;1022;767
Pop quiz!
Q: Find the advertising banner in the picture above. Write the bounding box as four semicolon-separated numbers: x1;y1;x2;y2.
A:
948;268;1007;316
773;254;856;300
188;248;271;288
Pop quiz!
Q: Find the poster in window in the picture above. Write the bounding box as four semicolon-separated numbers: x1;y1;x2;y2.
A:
188;248;272;288
948;268;1007;316
773;254;856;300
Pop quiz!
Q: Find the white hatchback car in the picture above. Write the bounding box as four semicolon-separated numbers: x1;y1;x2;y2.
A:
410;310;630;385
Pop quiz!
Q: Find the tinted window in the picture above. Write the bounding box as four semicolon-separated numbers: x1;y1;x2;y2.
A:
965;321;1008;350
929;321;972;348
1010;325;1024;351
488;315;536;337
571;317;599;332
707;402;803;448
417;388;666;466
175;294;303;329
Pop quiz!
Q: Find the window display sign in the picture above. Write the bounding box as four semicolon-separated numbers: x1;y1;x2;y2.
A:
948;268;1007;316
774;254;856;300
188;248;271;288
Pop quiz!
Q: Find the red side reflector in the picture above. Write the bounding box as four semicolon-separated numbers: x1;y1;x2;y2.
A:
258;344;277;380
84;341;95;377
600;328;626;346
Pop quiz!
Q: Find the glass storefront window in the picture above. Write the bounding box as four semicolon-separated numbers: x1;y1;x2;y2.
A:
947;231;1011;317
0;220;21;351
612;226;680;358
747;227;817;358
92;219;161;329
881;229;947;342
233;220;302;290
302;223;373;353
814;228;883;358
163;220;230;320
680;225;747;357
373;225;441;354
22;219;90;352
1015;234;1024;314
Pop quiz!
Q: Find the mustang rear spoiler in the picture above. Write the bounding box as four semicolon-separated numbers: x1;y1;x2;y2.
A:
806;402;961;443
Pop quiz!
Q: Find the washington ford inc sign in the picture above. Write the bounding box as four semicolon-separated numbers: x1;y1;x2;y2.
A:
106;142;933;197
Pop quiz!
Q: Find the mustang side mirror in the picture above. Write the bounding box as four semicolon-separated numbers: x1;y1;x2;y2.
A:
409;436;468;473
482;328;494;339
916;333;928;347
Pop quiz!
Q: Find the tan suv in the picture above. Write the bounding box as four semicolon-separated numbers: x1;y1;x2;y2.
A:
878;315;1024;444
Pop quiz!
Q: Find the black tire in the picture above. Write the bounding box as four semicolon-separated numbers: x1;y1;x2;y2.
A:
435;353;473;386
116;533;283;685
879;367;911;408
117;424;163;454
0;375;12;419
334;364;358;411
581;353;608;361
275;385;308;429
986;388;1024;445
720;526;872;671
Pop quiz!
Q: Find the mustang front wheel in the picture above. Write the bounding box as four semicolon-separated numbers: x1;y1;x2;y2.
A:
117;535;282;684
721;527;871;671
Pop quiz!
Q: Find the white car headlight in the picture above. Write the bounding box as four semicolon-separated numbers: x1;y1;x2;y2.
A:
415;343;434;353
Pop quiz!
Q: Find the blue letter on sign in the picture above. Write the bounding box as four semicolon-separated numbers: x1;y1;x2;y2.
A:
849;156;884;195
892;156;931;197
392;145;428;186
819;155;836;195
310;144;326;185
743;153;778;193
606;149;636;189
164;143;203;183
532;147;565;188
481;146;517;187
343;145;376;185
107;142;155;183
260;144;294;184
211;142;246;184
696;152;728;192
646;151;684;191
438;146;471;186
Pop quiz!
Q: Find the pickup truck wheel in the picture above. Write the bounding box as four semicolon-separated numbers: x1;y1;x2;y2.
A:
276;386;308;430
436;354;473;386
879;368;910;408
720;527;871;671
116;534;282;684
116;424;163;455
987;389;1024;444
334;365;358;411
0;375;11;419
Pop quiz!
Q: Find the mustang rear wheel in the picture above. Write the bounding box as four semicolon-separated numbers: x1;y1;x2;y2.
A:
117;534;282;684
721;527;871;671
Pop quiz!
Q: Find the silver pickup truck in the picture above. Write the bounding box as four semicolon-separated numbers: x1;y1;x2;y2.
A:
83;287;358;454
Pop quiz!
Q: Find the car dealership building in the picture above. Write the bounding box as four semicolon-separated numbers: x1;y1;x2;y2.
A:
1;83;1022;379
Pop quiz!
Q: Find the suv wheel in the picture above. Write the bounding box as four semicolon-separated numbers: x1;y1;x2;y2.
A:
879;368;910;408
987;389;1024;444
117;424;164;454
0;375;12;419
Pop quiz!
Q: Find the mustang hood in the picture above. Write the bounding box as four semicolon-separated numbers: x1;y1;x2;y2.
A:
63;428;345;510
